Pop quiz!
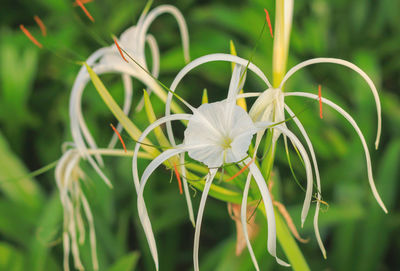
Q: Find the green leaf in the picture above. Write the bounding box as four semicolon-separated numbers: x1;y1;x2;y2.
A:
107;251;140;271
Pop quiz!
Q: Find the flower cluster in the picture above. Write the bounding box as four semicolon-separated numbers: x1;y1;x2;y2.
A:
52;2;387;271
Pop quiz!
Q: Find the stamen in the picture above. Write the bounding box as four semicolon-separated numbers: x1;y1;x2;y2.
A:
226;158;255;182
264;8;274;38
75;0;95;22
20;25;43;48
73;0;93;6
113;37;129;63
33;15;47;36
110;124;127;152
173;163;183;194
318;85;323;119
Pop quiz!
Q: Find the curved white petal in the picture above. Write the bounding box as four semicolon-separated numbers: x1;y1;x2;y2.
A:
132;113;192;190
166;53;271;146
276;126;314;226
284;104;326;258
179;154;195;226
81;193;99;271
137;148;187;271
241;171;260;271
247;159;290;266
280;58;381;149
193;168;218;271
285;92;388;213
137;5;190;63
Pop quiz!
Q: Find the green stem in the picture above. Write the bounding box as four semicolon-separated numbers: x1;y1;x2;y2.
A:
259;203;310;271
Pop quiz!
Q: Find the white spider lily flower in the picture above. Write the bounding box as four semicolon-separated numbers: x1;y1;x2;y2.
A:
69;4;190;187
160;53;386;266
55;146;98;271
132;56;296;270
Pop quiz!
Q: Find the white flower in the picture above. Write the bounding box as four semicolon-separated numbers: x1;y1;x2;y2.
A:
69;4;190;187
159;53;387;269
55;146;98;271
132;58;302;270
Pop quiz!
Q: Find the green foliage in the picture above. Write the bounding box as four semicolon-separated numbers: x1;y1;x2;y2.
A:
0;0;399;270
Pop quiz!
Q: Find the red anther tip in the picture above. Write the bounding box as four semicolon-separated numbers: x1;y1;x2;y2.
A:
20;24;43;48
318;85;323;119
33;15;47;36
113;38;129;63
264;8;274;38
226;158;255;182
173;163;183;194
110;124;127;152
75;0;95;22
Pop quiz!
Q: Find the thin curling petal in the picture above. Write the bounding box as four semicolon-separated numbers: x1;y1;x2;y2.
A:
241;172;260;271
179;154;196;226
286;92;388;213
137;5;190;63
280;58;382;149
276;126;314;226
284;104;326;258
137;148;187;271
257;122;314;226
247;159;290;267
193;169;218;271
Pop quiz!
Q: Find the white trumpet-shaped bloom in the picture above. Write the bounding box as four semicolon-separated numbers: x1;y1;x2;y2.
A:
69;4;190;187
132;56;298;271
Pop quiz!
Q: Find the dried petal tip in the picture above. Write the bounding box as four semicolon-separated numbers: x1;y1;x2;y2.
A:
20;24;43;48
264;8;274;38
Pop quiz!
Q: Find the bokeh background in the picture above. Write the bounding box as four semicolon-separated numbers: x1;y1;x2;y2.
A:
1;0;400;270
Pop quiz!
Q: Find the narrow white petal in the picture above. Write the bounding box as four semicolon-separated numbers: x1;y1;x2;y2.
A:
284;104;326;258
132;113;192;191
247;159;290;266
193;168;218;271
286;92;387;213
81;193;99;271
241;172;260;271
138;5;190;63
274;125;314;226
137;148;187;271
179;154;196;226
63;232;71;271
280;58;381;149
146;34;160;78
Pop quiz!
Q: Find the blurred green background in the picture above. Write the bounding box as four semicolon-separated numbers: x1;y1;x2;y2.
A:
1;0;400;270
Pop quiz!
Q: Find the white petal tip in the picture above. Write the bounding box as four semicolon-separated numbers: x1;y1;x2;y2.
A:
323;252;327;260
375;141;379;150
301;218;305;228
191;219;196;228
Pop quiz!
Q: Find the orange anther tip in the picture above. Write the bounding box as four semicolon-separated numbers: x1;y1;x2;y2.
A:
75;0;95;22
318;85;323;119
113;38;129;63
33;15;47;36
110;123;127;152
173;163;183;194
264;8;274;38
20;24;43;48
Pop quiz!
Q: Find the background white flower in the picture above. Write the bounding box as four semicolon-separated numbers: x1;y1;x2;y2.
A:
68;4;190;187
